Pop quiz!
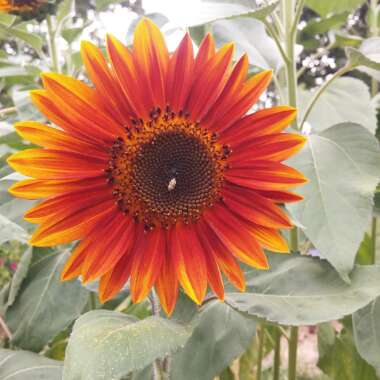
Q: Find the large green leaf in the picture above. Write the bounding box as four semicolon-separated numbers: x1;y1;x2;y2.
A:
347;37;380;81
353;297;380;373
0;214;28;245
0;349;63;380
212;17;283;71
63;310;191;380
0;24;43;53
287;123;380;279
171;300;256;380
306;0;366;17
318;320;377;380
5;249;89;351
298;77;377;134
226;254;380;325
160;0;279;27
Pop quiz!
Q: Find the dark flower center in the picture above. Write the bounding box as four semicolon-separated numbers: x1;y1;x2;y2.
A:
107;108;230;229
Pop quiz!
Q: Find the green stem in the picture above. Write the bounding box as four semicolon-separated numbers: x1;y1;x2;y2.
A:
288;327;298;380
371;217;377;265
256;325;265;380
46;15;60;72
89;292;97;310
299;65;351;130
0;106;17;117
273;328;281;380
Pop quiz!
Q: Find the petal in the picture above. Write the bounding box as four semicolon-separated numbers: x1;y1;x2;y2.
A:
221;106;297;145
9;177;107;200
197;218;245;292
133;18;169;110
210;70;273;133
171;224;208;304
30;200;117;247
229;133;307;163
30;90;112;145
61;239;90;281
204;204;269;269
202;54;248;128
130;226;166;303
247;223;289;253
41;73;123;139
7;149;106;180
82;214;135;282
256;190;304;203
14;121;107;157
155;232;179;315
186;43;234;121
81;40;134;124
106;34;151;119
196;226;224;300
193;33;215;79
166;33;194;113
226;160;307;191
222;184;292;229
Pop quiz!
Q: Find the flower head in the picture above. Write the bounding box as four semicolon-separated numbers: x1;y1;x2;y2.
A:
8;18;307;315
0;0;60;21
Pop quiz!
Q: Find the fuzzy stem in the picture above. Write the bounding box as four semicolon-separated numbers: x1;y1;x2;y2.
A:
273;328;281;380
46;15;59;72
256;325;265;380
288;327;298;380
0;106;17;117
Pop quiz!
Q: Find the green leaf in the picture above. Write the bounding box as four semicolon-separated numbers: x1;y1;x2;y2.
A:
62;27;86;44
306;0;366;17
0;24;43;53
171;301;256;380
318;319;377;380
356;233;374;265
288;123;380;279
56;0;75;24
0;214;28;245
0;349;63;380
161;0;279;27
63;310;191;380
332;32;363;48
353;297;380;373
5;249;89;351
298;77;377;134
219;367;235;380
347;38;380;81
226;254;380;325
212;17;283;71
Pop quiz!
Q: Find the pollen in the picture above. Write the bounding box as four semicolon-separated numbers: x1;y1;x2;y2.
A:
106;106;231;229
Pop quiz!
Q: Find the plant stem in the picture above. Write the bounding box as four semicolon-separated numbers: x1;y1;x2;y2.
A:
89;292;97;310
0;315;12;341
256;325;265;380
288;326;298;380
299;65;350;130
273;328;281;380
371;217;377;264
0;106;17;117
46;15;60;72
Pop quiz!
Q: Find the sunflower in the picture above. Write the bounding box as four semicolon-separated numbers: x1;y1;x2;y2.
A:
8;18;307;315
0;0;59;21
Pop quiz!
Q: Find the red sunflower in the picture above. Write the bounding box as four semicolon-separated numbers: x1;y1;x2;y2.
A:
0;0;45;13
8;18;307;315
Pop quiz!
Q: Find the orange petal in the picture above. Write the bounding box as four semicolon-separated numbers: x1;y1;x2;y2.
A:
204;204;269;269
202;54;248;128
193;33;215;78
30;200;116;247
81;40;134;124
186;43;234;121
61;239;92;281
210;70;273;133
197;218;245;292
229;133;307;163
256;190;304;203
106;34;151;119
41;73;123;139
133;18;169;110
155;232;179;316
30;90;109;144
171;224;208;304
14;121;107;157
222;184;292;229
166;33;194;113
9;177;106;200
24;184;111;224
247;223;289;253
226;160;307;191
7;149;106;180
82;214;135;282
130;226;166;303
221;106;297;145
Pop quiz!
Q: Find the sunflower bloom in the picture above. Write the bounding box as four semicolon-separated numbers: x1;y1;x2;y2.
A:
8;18;307;315
0;0;45;13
